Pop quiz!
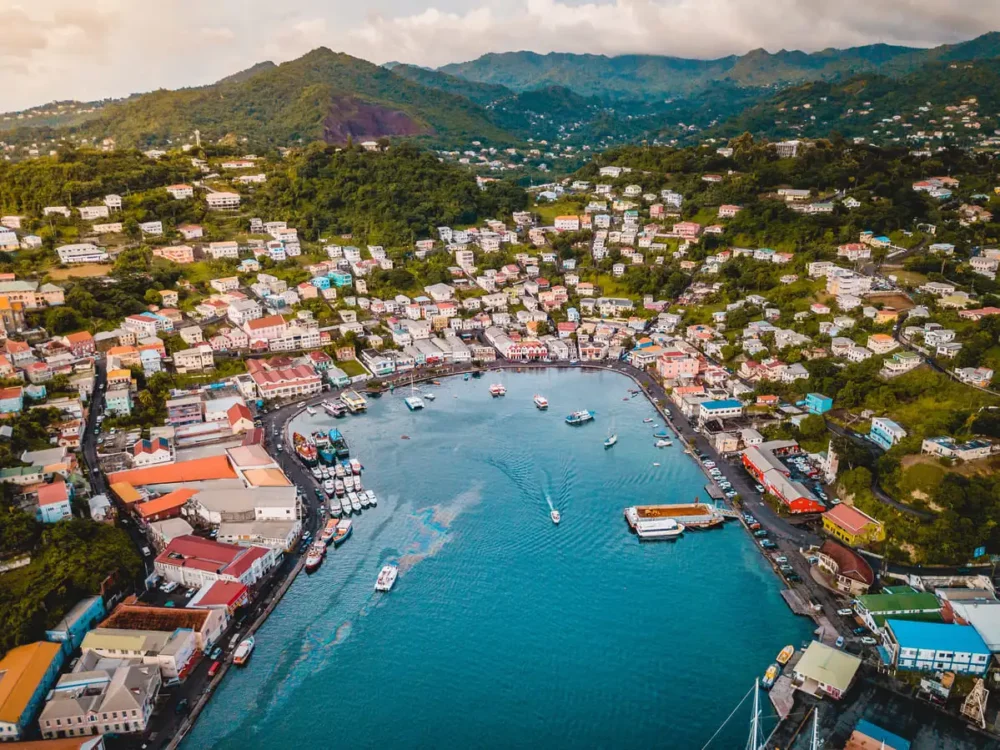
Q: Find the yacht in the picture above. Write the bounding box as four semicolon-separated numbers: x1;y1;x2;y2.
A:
404;396;425;411
565;410;595;426
375;565;399;592
632;518;684;540
533;395;549;410
233;636;255;666
550;509;561;525
604;433;618;448
489;383;506;397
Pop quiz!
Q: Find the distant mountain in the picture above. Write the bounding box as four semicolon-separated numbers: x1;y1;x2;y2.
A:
439;32;1000;101
0;99;108;132
707;58;1000;142
391;64;514;106
67;48;516;148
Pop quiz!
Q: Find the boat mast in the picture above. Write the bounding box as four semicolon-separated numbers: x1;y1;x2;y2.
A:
746;678;763;750
811;707;819;750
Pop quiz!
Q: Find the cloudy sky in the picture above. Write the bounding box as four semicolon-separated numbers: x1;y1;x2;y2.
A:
4;0;998;111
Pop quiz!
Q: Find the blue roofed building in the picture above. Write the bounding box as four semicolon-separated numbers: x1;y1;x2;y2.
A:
881;619;991;674
847;719;911;750
697;399;743;426
804;393;833;415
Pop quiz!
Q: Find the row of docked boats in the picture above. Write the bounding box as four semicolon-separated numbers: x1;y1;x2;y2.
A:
330;488;379;516
305;518;354;573
295;429;352;467
762;645;796;690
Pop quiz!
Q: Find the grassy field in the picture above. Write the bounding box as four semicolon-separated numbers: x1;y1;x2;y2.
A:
48;263;112;280
889;371;997;439
337;358;367;377
534;198;582;225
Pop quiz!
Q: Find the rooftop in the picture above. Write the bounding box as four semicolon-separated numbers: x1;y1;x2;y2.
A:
0;641;63;725
887;619;990;654
108;455;236;486
794;640;861;692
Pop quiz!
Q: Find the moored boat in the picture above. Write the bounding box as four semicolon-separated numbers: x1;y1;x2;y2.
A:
329;499;342;517
306;406;316;416
534;394;549;410
334;479;345;496
404;396;425;410
655;439;672;448
233;636;255;666
328;429;350;458
375;564;398;592
319;519;338;544
424;392;436;401
349;458;362;475
762;663;779;690
350;493;362;512
776;645;794;666
643;418;653;424
333;519;353;546
565;410;595;426
340;496;352;515
323;479;336;497
364;489;377;506
340;390;367;413
323;401;346;418
489;383;506;397
305;545;324;573
292;433;317;466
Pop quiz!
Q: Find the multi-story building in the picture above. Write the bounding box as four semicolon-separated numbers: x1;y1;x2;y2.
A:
57;244;109;264
206;192;241;210
165;395;203;426
869;417;907;450
174;345;215;373
249;364;322;400
154;535;277;588
80;628;196;681
227;299;262;326
822;504;885;546
882;620;991;675
166;184;194;199
0;642;65;741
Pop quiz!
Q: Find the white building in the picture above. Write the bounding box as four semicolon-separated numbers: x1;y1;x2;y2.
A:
206;192;241;210
57;243;109;264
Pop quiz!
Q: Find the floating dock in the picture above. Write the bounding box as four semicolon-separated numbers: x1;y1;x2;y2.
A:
624;503;726;530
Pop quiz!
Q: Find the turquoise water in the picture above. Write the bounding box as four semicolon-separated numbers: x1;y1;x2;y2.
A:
185;369;813;749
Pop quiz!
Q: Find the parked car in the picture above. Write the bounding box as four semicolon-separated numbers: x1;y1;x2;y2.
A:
754;484;764;493
774;556;788;564
853;627;867;635
208;661;222;677
779;565;794;573
760;540;777;550
860;637;877;646
141;546;151;556
160;581;178;594
210;646;223;660
786;573;801;582
836;608;853;617
835;636;845;649
753;529;768;538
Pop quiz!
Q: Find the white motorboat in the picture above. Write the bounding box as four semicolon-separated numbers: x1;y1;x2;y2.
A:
424;392;436;401
375;565;398;592
306;407;316;416
320;466;331;479
358;491;371;508
404;396;425;410
334;463;346;478
632;518;685;540
310;466;323;480
323;479;336;496
655;439;672;448
365;490;377;506
604;433;618;448
350;494;362;512
550;509;561;524
340;496;352;514
489;383;506;397
534;394;549;410
329;499;342;517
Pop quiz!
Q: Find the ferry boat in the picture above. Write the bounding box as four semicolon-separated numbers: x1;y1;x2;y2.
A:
329;430;350;458
534;395;549;410
323;401;347;418
629;517;684;540
350;493;362;512
364;490;377;507
776;645;795;666
655;439;672;448
604;433;618;448
233;636;255;666
292;433;317;466
405;396;425;410
340;390;368;413
762;663;779;690
565;410;595;426
319;519;338;544
550;509;561;524
375;565;398;592
349;458;362;475
305;545;325;573
489;383;506;397
333;519;353;546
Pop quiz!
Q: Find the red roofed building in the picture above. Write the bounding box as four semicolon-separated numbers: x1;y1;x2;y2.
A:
62;331;95;358
816;540;875;595
822;504;886;546
136;488;198;522
243;314;287;342
188;580;250;615
37;480;73;523
959;306;1000;321
154;535;277;588
227;402;254;434
250;364;321;400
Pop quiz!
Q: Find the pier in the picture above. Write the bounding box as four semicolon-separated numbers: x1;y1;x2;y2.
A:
624;503;726;530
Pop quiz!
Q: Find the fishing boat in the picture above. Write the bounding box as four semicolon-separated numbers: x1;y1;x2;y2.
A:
534;394;549;410
292;433;317;466
349;458;362;475
350;493;362;513
565;410;595;426
762;664;779;690
655;439;672;448
306;406;316;416
604;433;618;448
327;430;349;459
233;636;255;666
375;565;398;592
333;519;353;546
329;499;342;517
319;519;338;544
305;545;324;573
340;389;367;413
653;429;670;438
550;509;561;524
359;490;371;508
340;496;352;515
318;447;335;464
776;645;795;666
364;490;377;507
334;479;345;496
489;383;506;397
323;479;337;497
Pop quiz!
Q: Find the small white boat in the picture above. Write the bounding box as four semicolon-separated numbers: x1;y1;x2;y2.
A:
604;433;618;449
424;392;436;401
323;479;336;496
352;475;362;491
334;463;346;478
643;418;654;424
534;394;549;410
489;383;506;397
329;499;342;517
310;466;323;480
320;466;331;479
340;496;352;514
358;491;371;508
349;458;362;475
365;490;377;507
655;439;672;448
375;564;398;592
347;491;360;508
550;509;561;524
306;407;316;416
653;462;661;467
350;494;362;512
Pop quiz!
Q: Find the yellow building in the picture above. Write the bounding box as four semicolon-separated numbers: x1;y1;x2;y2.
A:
822;504;886;546
0;641;64;741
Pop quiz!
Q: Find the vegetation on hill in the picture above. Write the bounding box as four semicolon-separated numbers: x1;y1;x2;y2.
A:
438;33;1000;101
389;65;514;106
248;142;527;246
69;48;515;149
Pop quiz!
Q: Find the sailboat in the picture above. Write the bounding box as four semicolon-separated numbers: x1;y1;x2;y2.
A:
404;375;424;411
604;418;617;449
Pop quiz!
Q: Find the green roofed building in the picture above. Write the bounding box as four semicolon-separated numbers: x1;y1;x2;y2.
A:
855;591;942;631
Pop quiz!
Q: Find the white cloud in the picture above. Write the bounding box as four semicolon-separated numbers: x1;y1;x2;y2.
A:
1;0;998;111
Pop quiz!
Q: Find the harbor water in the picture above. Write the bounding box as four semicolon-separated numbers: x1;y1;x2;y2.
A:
184;369;814;749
